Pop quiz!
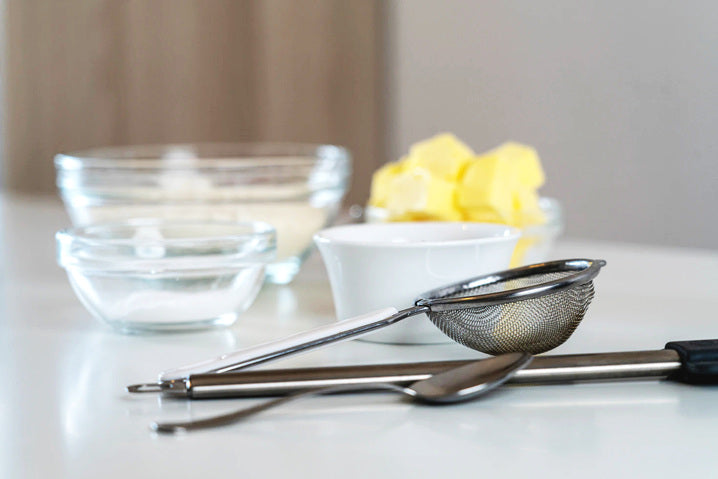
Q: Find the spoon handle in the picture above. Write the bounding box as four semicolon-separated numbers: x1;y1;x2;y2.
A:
150;382;408;434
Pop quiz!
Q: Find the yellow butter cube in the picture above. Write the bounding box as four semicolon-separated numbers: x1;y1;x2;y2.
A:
457;152;515;221
385;169;462;221
491;142;545;189
369;159;406;208
511;189;546;227
457;141;545;224
463;206;510;224
369;135;547;233
406;133;474;182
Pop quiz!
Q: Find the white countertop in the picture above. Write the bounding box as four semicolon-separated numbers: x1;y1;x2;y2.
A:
2;194;717;478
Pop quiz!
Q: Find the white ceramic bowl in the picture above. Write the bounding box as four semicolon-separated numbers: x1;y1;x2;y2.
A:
56;220;276;333
314;222;520;344
55;143;351;285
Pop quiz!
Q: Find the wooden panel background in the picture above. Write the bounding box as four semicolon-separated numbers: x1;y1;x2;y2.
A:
1;0;385;205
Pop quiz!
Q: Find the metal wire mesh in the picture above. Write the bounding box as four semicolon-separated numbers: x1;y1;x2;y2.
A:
426;271;597;355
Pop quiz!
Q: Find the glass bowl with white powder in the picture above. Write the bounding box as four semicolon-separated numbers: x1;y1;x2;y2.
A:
55;143;351;284
56;220;276;333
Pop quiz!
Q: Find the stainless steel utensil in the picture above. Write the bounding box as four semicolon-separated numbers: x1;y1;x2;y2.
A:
130;339;718;400
150;352;533;433
148;259;604;387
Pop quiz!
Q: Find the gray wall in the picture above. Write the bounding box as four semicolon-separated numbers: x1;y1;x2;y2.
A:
386;0;717;249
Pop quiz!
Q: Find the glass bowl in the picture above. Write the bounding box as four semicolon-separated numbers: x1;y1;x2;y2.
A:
56;220;276;333
511;197;564;266
365;197;564;267
55;143;351;284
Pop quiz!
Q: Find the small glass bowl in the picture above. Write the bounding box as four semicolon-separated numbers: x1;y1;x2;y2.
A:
512;197;564;266
54;143;351;284
56;220;276;333
365;197;564;267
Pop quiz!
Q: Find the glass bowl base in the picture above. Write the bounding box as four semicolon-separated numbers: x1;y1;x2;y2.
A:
105;312;239;334
265;258;302;285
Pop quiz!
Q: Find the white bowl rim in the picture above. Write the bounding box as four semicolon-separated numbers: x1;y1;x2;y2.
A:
314;222;520;248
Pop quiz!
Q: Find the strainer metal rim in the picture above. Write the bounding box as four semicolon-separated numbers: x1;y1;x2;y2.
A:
415;258;606;312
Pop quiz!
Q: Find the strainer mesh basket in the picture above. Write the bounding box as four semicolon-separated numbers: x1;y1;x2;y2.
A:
427;270;597;354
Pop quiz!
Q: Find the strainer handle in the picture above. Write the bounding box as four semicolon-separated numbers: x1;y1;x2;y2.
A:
159;306;423;381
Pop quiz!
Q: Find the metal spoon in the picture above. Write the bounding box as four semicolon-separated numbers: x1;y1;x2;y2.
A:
151;352;532;434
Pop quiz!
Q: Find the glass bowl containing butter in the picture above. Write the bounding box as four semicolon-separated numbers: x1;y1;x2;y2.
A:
365;134;563;266
55;143;351;284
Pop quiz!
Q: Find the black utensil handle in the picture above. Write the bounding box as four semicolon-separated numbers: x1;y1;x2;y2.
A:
665;340;718;385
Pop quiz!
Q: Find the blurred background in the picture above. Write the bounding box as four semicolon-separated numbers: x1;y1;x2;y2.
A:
1;0;715;249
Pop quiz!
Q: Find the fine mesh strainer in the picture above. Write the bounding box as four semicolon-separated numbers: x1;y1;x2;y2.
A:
418;260;601;354
155;259;605;387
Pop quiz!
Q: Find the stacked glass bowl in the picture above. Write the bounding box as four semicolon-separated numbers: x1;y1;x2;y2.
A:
55;143;352;284
55;143;351;332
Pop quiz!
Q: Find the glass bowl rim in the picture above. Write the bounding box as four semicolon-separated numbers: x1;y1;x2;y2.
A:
364;196;563;228
54;142;351;171
56;219;277;272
